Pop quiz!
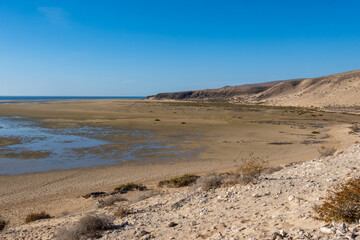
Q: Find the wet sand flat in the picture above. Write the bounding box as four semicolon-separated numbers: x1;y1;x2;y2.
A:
0;99;359;224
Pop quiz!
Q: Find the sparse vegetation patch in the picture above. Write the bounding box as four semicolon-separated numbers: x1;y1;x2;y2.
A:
236;153;269;178
314;177;360;223
318;146;336;158
56;214;113;240
25;211;52;223
193;154;269;191
349;123;360;134
98;195;127;208
114;205;131;218
113;183;146;193
158;174;200;188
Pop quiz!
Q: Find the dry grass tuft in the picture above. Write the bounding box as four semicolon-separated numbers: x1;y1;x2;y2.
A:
114;205;131;218
318;146;336;158
195;154;269;191
194;173;254;191
0;216;7;231
56;214;113;240
349;123;360;134
158;174;200;188
25;211;52;223
98;195;127;208
236;153;269;178
113;183;146;192
194;174;223;191
314;178;360;223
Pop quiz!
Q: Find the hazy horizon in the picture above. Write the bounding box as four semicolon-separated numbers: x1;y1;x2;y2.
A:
1;1;360;96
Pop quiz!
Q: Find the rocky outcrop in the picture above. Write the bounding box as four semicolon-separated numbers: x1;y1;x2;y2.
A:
147;86;272;102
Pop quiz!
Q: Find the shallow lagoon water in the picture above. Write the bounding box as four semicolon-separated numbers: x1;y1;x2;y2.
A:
0;117;200;174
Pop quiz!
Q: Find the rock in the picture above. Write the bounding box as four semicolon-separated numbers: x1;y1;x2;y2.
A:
190;221;197;226
138;230;150;237
119;221;129;228
278;229;287;237
167;222;178;227
320;227;335;235
347;232;358;239
288;195;295;201
336;228;347;234
326;178;337;182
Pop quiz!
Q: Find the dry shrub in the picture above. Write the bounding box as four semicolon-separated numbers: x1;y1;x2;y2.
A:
194;174;223;191
221;173;253;186
158;174;200;188
195;173;254;191
98;195;127;208
25;211;52;223
114;205;131;218
194;154;269;191
113;183;146;192
60;211;70;216
261;165;283;175
318;146;336;158
56;214;113;240
314;178;360;223
237;153;269;178
350;123;360;134
0;216;7;231
133;190;159;202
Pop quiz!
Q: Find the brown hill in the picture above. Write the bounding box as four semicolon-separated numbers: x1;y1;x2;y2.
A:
147;70;360;108
147;79;288;102
249;70;360;108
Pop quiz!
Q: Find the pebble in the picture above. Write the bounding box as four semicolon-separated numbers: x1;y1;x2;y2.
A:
320;227;335;235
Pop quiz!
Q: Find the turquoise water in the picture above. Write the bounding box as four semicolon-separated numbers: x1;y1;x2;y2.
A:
0;117;201;175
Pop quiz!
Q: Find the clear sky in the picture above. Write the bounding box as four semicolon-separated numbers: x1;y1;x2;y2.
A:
1;0;360;96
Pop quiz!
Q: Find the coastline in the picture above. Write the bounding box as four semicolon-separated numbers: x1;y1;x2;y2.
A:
0;99;359;227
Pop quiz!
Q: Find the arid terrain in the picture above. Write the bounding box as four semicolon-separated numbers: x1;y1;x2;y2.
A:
0;99;359;239
148;70;360;111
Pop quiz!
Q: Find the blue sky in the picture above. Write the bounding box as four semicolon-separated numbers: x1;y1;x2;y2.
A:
1;0;360;96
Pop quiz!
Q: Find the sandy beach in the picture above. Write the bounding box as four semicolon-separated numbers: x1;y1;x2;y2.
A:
0;99;359;228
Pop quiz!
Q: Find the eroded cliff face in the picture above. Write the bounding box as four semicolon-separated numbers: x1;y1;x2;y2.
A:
146;86;271;102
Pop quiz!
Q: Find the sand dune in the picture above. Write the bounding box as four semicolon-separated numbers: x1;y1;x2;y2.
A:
251;70;360;108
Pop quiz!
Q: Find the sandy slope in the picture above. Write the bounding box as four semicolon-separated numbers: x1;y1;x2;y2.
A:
250;70;360;108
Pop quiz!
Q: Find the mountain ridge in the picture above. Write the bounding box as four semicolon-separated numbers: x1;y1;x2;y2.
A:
147;70;360;108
